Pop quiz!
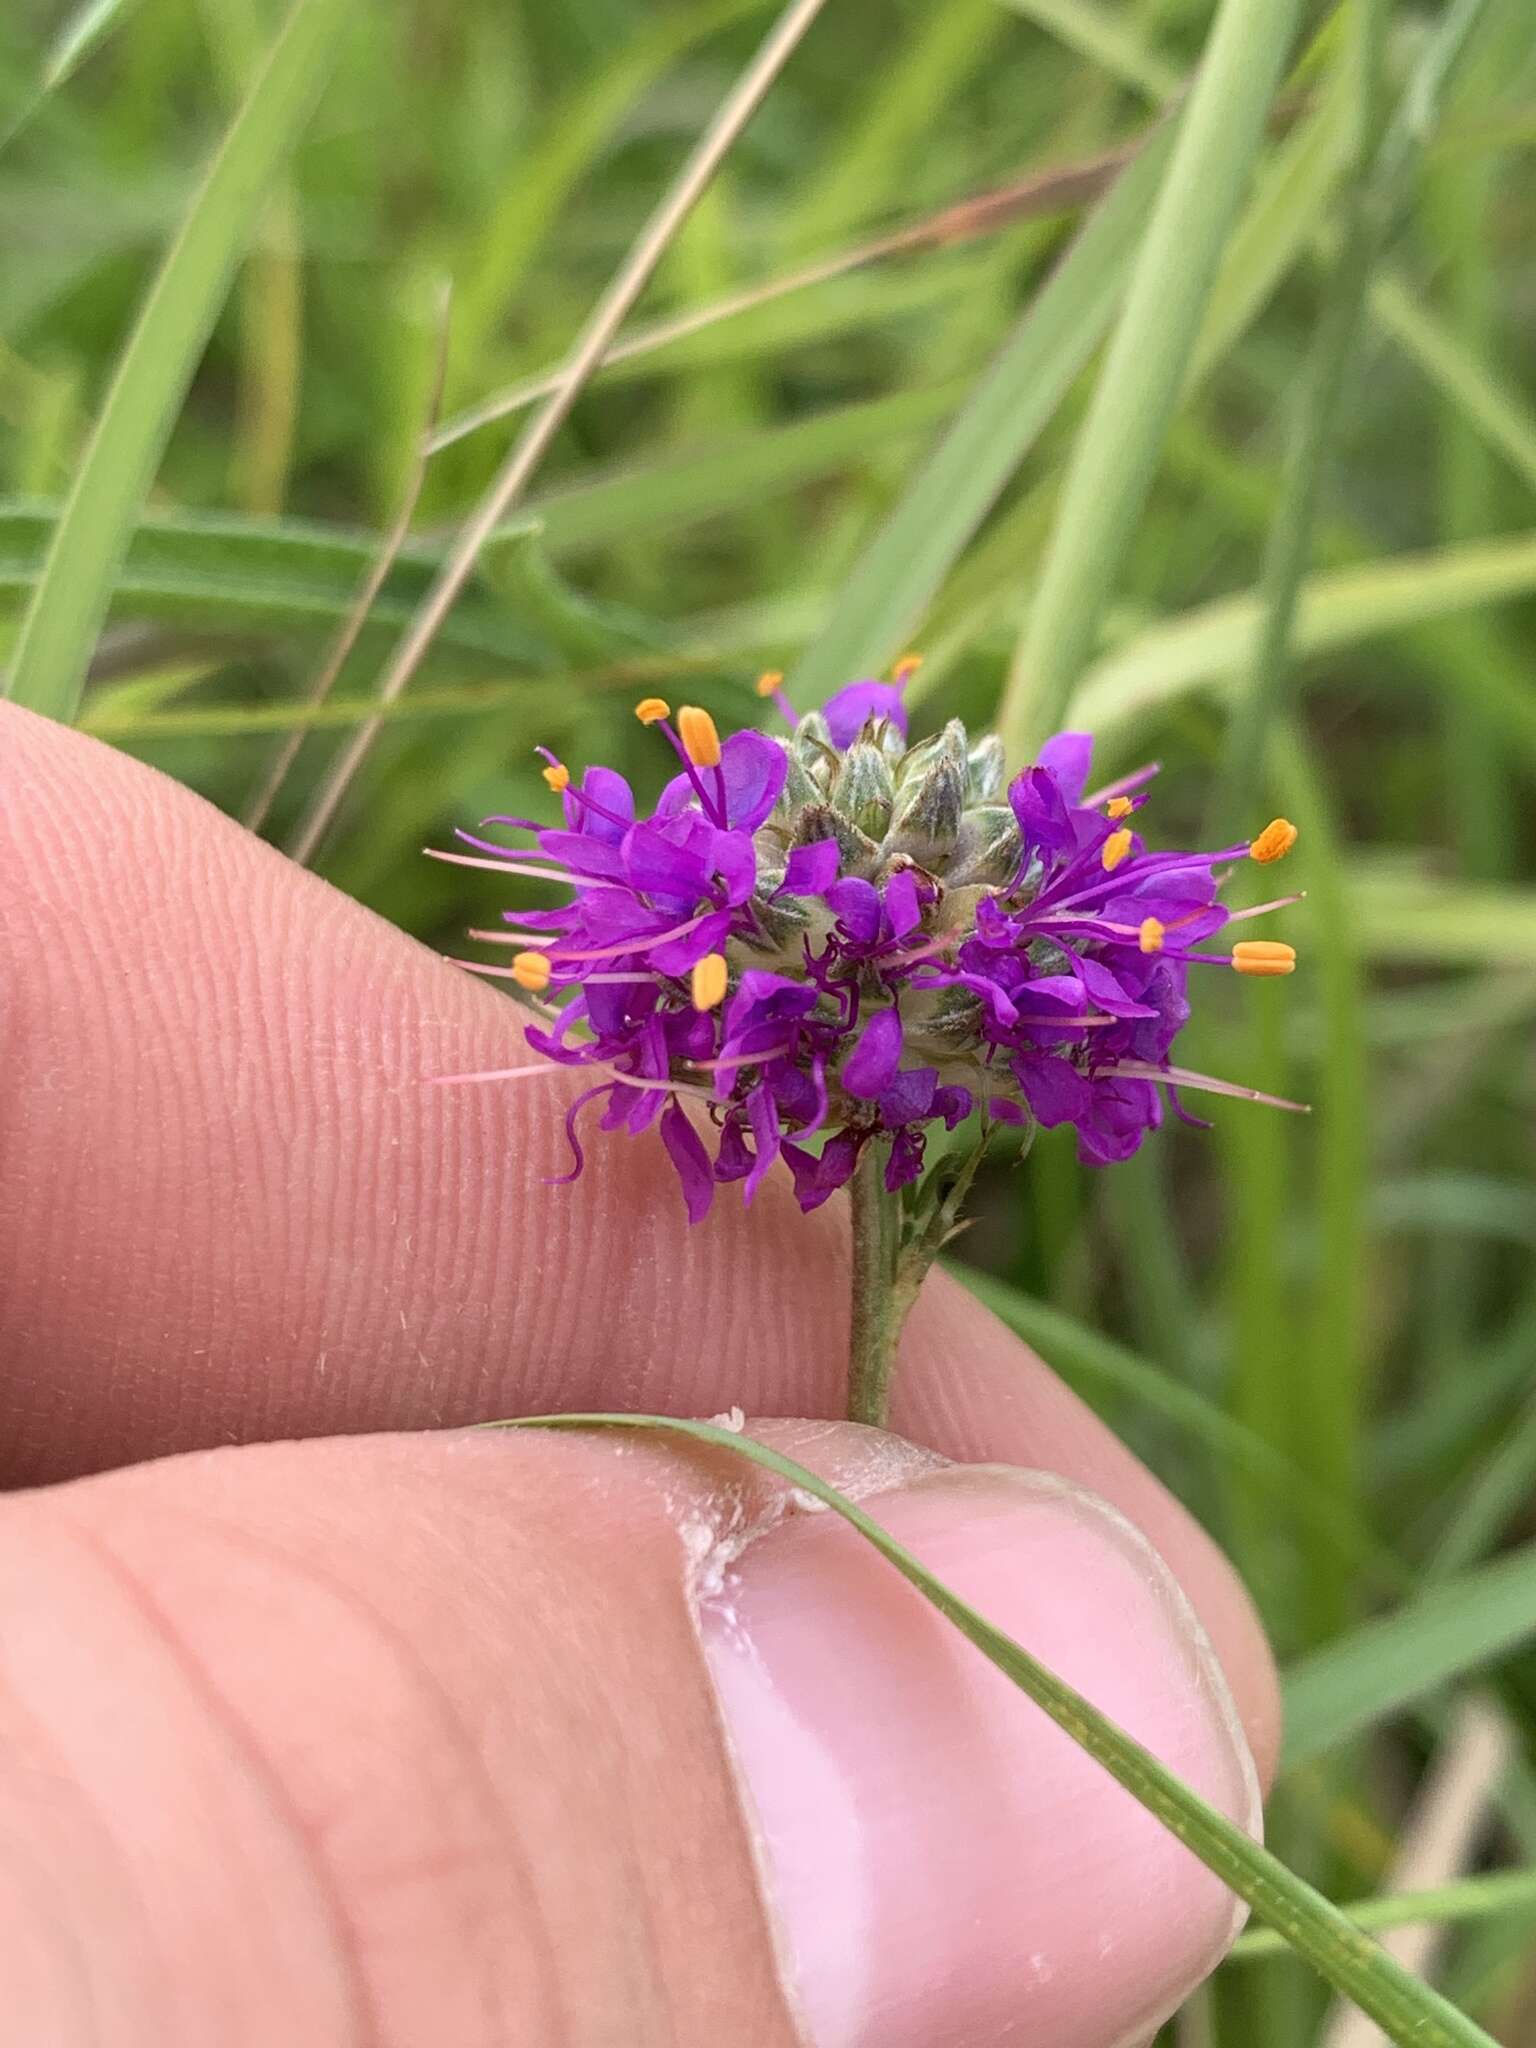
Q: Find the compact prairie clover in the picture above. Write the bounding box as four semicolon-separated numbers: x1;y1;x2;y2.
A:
434;667;1302;1423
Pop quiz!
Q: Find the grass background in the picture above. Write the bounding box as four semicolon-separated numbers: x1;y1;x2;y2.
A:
4;0;1536;2037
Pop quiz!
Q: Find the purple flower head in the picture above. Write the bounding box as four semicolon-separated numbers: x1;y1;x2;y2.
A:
436;686;1302;1219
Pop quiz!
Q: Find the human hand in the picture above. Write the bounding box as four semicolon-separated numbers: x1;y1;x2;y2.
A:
0;703;1277;2048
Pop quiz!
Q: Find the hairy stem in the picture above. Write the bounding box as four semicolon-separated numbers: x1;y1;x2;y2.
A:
847;1141;902;1427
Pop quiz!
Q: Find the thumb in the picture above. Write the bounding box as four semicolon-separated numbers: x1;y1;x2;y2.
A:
1;1421;1259;2048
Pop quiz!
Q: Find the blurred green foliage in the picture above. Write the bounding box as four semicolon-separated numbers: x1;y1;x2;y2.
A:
3;0;1536;2036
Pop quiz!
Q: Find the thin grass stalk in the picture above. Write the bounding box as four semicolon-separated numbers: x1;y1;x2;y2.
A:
245;281;452;847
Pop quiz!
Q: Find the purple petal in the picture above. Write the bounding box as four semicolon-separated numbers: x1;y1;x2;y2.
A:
1077;1078;1161;1165
823;680;909;748
714;1111;754;1183
659;1101;715;1222
743;1084;782;1205
879;1065;937;1127
535;827;629;883
648;909;733;975
1036;731;1093;804
781;1131;861;1212
933;1084;973;1129
1068;952;1158;1019
843;1007;903;1099
1007;766;1075;855
778;838;841;897
709;827;760;906
563;765;635;842
885;1126;925;1191
622;821;712;901
719;730;788;830
884;868;921;939
825;875;881;943
722;969;819;1041
1012;1051;1094;1128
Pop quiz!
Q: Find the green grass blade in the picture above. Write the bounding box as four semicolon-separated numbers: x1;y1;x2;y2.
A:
1274;728;1370;1647
2;0;355;724
1282;1540;1536;1769
501;1414;1498;2047
1348;872;1536;965
1427;1393;1536;1583
1369;266;1536;494
955;1264;1390;1582
1230;1869;1536;1962
0;0;141;153
781;124;1174;708
996;0;1304;757
1069;531;1536;748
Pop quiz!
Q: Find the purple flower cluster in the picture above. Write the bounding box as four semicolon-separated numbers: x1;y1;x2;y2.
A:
437;680;1299;1221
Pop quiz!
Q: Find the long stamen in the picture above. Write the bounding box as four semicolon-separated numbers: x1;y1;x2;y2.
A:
1083;762;1160;808
425;848;578;883
675;705;729;824
1224;892;1305;924
536;747;571;794
647;704;723;824
1099;1059;1309;1112
755;669;797;729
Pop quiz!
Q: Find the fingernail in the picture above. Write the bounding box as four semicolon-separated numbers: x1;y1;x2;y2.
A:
699;1465;1260;2048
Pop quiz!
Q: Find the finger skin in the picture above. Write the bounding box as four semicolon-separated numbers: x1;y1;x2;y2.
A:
0;704;1278;1771
0;1428;798;2048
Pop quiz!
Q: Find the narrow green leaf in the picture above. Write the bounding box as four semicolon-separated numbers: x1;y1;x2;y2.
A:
501;1414;1498;2047
782;124;1175;708
3;0;355;723
1282;1540;1536;1769
998;0;1305;756
995;0;1180;102
0;503;548;666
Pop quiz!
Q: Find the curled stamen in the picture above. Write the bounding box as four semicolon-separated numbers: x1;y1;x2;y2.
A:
891;652;923;686
635;696;671;725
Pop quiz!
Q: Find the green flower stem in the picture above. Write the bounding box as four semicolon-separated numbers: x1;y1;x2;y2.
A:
847;1139;903;1426
847;1127;995;1426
